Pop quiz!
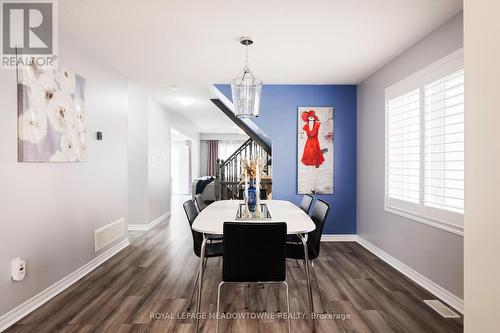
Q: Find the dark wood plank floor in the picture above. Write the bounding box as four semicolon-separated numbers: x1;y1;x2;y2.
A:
6;197;463;332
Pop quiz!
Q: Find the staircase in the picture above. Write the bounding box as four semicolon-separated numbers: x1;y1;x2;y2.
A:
210;97;273;200
216;138;272;200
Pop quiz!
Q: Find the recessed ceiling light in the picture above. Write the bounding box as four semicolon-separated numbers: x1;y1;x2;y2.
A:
178;97;194;106
170;85;179;92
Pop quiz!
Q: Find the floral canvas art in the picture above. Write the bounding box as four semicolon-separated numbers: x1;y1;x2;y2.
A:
17;66;87;162
297;107;334;194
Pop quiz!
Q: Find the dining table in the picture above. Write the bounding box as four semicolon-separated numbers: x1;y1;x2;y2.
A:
191;199;316;332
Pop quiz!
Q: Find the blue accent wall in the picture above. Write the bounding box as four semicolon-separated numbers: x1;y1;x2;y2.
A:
214;84;357;234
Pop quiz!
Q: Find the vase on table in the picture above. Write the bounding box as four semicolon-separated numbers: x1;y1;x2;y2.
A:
247;178;257;213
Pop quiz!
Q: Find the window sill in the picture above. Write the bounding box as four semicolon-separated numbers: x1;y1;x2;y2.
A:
385;206;464;236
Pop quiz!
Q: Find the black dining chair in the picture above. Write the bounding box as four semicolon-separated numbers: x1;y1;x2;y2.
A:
216;222;291;333
286;198;331;313
194;194;223;242
194;194;207;212
287;194;315;245
183;200;223;311
299;193;314;214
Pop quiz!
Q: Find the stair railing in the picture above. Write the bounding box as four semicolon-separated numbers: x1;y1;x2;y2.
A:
216;138;271;200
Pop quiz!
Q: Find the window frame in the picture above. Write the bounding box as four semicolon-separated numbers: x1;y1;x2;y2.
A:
384;49;464;236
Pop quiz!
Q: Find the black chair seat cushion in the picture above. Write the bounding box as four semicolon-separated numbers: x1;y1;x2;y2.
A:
194;241;224;258
207;234;223;241
285;242;319;261
286;234;302;243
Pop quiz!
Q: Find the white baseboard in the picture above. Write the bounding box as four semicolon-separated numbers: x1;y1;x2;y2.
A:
0;238;130;333
321;234;358;242
356;236;464;314
128;211;171;231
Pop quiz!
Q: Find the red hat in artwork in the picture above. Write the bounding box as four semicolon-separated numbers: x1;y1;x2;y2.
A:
301;110;319;122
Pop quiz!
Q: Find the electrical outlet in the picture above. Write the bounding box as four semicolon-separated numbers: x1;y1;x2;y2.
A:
11;258;26;281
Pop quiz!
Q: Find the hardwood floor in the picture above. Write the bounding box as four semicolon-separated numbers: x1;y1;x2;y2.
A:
6;197;463;332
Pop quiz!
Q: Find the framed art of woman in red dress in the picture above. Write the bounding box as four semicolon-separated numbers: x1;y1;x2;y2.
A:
301;110;325;168
297;107;334;194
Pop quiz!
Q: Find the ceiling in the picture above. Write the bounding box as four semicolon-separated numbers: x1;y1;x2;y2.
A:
59;0;462;133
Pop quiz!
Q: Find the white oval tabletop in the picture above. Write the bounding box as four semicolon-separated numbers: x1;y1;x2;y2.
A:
192;200;315;235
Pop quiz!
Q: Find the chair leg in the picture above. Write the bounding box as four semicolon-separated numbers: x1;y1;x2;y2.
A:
311;261;328;314
216;282;224;333
277;283;281;313
195;237;207;333
282;282;291;333
186;258;208;311
295;259;300;268
263;283;269;312
298;234;314;317
186;270;199;311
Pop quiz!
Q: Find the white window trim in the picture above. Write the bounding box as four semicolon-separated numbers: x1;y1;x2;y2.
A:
384;48;464;237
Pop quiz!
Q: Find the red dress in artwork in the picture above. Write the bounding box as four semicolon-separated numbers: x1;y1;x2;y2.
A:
301;121;325;168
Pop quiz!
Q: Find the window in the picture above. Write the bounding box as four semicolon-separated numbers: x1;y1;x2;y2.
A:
387;89;421;205
385;50;464;235
218;140;246;160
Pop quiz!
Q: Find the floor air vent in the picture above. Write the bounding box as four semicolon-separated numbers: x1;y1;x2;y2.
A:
423;300;460;318
94;218;125;252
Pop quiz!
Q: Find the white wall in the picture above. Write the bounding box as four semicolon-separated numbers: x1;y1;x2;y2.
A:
128;92;149;225
0;38;128;315
128;96;200;225
357;13;464;299
148;99;172;221
464;1;500;331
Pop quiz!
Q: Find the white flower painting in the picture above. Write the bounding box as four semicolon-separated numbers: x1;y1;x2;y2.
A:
18;65;87;162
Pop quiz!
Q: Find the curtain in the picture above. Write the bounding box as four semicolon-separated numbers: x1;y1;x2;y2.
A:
207;140;219;176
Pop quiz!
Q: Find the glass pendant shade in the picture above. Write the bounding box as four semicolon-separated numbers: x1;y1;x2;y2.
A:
231;66;262;118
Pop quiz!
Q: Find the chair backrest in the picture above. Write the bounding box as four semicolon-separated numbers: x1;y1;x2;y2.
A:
299;194;314;214
183;199;198;226
223;222;287;282
306;199;331;260
183;200;203;257
195;194;207;212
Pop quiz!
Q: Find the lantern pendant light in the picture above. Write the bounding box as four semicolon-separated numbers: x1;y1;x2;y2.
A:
231;37;262;118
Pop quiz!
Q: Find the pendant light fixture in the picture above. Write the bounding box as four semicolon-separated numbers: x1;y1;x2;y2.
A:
231;37;262;118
